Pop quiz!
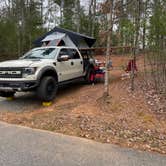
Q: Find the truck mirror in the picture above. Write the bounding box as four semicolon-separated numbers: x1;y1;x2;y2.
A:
57;55;70;62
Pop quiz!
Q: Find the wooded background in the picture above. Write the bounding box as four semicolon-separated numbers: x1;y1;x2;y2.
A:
0;0;165;56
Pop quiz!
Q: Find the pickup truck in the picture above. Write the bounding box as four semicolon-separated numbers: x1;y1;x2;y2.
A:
0;46;96;101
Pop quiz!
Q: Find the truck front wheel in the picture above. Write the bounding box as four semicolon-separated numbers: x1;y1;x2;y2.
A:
37;76;58;102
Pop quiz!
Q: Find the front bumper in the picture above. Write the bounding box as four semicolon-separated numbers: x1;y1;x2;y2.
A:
0;80;38;92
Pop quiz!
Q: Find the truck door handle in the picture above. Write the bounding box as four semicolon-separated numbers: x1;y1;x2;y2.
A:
71;62;74;65
80;61;83;64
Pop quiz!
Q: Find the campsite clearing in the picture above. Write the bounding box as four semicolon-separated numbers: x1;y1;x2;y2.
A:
0;55;165;155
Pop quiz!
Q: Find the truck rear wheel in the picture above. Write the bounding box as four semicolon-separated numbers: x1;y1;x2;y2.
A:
85;68;95;84
37;76;58;102
0;91;15;98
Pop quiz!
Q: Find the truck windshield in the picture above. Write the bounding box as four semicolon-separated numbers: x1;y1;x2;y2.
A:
21;48;58;59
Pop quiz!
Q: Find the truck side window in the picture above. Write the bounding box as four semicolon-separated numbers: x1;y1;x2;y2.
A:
59;49;69;57
73;50;80;59
68;49;80;59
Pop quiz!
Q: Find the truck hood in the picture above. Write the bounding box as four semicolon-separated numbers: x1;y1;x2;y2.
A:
0;59;54;68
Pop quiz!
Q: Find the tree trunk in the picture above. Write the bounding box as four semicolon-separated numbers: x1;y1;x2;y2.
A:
40;0;43;25
131;0;141;91
60;0;64;25
88;0;93;35
104;0;113;97
91;0;96;37
75;0;80;33
142;0;148;50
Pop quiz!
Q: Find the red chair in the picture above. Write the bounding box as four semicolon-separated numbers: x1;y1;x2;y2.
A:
125;59;137;72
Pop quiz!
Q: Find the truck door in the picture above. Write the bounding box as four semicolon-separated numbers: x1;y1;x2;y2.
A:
56;48;73;82
57;48;83;82
68;49;83;78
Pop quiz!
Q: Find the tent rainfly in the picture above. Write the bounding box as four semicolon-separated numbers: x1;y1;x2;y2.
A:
34;27;96;49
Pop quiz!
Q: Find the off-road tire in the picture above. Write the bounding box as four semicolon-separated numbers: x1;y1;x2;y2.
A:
37;76;58;102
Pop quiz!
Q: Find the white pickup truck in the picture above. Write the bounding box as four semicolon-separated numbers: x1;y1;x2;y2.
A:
0;46;96;101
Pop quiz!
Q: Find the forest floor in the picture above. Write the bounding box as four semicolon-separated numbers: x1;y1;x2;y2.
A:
0;55;165;154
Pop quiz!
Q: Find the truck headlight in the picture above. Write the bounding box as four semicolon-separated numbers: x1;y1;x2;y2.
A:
23;67;36;76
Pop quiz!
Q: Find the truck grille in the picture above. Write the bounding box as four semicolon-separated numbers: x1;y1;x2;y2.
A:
0;68;22;78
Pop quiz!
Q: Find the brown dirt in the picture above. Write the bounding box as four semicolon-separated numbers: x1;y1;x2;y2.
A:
0;55;165;154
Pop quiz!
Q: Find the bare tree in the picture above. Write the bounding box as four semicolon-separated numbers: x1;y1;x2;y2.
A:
131;0;141;91
104;0;114;97
91;0;96;37
88;0;93;35
60;0;64;25
74;0;80;33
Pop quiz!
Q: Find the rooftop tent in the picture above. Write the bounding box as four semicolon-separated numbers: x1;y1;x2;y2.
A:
34;27;96;48
41;32;76;47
